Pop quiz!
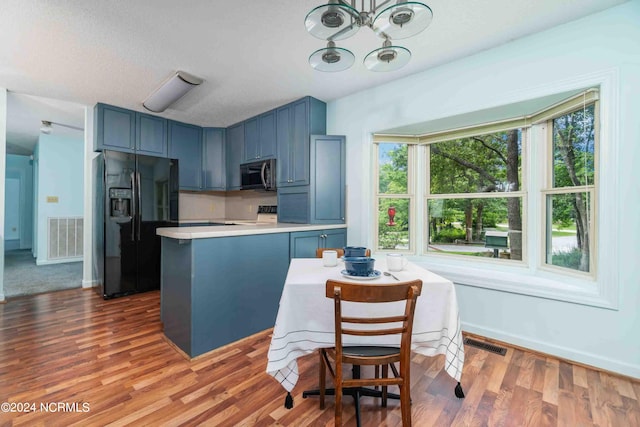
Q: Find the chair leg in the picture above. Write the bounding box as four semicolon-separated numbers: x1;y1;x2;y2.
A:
381;364;389;407
353;389;362;427
319;350;326;409
335;383;342;426
400;379;412;427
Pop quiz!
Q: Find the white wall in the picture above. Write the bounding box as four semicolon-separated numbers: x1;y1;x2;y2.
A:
0;87;6;302
328;1;640;377
35;133;84;264
83;108;97;288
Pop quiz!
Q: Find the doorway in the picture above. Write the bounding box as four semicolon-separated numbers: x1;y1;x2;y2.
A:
3;92;85;298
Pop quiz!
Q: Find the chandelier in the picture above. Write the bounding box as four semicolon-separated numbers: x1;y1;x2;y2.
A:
305;0;433;72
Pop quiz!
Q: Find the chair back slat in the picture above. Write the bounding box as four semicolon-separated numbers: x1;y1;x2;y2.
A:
342;315;406;324
316;248;372;258
342;327;405;336
326;280;419;303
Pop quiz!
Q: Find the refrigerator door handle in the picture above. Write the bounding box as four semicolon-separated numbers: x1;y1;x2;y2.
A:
130;171;136;241
137;171;142;241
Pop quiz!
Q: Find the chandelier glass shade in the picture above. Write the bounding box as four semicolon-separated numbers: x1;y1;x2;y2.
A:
373;1;433;40
309;42;356;72
363;41;411;72
305;0;433;72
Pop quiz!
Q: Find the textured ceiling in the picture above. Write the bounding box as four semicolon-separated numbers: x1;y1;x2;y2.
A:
0;0;627;153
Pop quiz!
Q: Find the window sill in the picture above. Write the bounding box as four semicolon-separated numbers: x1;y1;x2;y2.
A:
410;255;617;310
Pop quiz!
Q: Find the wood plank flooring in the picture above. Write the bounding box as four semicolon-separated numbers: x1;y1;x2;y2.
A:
0;288;638;426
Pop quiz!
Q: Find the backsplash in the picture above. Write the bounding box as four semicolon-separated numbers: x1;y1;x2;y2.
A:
225;191;278;220
179;191;277;221
179;192;226;220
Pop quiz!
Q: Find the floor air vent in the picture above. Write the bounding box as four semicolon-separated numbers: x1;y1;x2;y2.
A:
464;338;507;356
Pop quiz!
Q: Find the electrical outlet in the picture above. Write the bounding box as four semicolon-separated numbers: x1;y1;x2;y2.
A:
210;203;215;213
248;204;253;213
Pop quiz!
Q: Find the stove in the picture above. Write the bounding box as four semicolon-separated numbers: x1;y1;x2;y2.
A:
255;205;278;224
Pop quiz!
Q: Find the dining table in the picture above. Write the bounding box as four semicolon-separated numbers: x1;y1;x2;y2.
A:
266;257;466;405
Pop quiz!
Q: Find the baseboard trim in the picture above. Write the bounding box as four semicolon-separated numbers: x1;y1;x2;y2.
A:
82;279;96;289
462;322;640;380
36;258;82;266
163;328;273;362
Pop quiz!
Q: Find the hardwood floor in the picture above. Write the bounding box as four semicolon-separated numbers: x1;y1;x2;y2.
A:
0;288;638;426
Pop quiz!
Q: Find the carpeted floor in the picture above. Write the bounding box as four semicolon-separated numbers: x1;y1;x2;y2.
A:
3;249;82;298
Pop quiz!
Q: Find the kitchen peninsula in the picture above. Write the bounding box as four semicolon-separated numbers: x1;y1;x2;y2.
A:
157;223;346;358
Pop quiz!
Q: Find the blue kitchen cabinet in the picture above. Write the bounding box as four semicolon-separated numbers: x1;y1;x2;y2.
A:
226;122;244;190
168;120;203;190
243;109;276;162
161;233;290;357
277;97;326;187
310;134;346;223
278;134;345;224
203;127;226;191
136;112;168;157
95;103;136;152
95;104;169;157
289;228;347;258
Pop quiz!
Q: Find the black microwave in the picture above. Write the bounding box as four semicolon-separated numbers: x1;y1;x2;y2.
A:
240;159;276;191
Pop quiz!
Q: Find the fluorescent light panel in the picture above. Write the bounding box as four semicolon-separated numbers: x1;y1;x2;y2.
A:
143;71;203;113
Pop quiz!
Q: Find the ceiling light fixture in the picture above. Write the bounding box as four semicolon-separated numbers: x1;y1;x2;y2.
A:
305;0;433;72
143;71;203;113
40;120;52;134
40;120;84;134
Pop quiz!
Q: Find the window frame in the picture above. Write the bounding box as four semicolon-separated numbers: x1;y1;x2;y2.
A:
539;98;599;279
423;126;529;265
370;72;618;310
372;142;417;254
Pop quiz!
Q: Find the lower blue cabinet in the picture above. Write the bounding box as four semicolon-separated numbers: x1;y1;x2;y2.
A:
161;228;347;357
289;229;347;259
161;233;290;357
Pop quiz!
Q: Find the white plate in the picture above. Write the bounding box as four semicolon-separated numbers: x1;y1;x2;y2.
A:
340;270;382;280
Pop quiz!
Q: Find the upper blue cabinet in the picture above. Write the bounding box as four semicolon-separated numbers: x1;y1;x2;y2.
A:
276;97;326;187
226;122;244;191
203;127;226;191
94;103;168;157
243;109;276;162
168;120;203;191
95;104;136;153
137;112;168;157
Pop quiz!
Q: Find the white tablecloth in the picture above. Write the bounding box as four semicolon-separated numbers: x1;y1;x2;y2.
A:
266;258;465;392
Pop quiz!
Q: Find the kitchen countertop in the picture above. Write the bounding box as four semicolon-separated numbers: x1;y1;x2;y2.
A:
156;222;347;239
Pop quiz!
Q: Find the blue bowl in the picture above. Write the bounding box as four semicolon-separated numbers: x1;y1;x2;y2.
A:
343;256;375;277
344;246;367;257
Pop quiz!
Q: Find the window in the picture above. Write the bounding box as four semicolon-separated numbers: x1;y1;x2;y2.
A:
373;88;600;281
426;129;525;262
374;143;415;251
543;103;597;274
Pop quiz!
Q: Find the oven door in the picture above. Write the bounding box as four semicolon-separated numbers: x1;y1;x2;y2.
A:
241;160;276;191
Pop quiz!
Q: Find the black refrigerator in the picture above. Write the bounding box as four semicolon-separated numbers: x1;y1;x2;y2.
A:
93;150;179;299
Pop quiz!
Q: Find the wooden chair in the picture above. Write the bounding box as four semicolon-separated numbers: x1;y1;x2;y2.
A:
319;279;422;426
315;248;371;258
